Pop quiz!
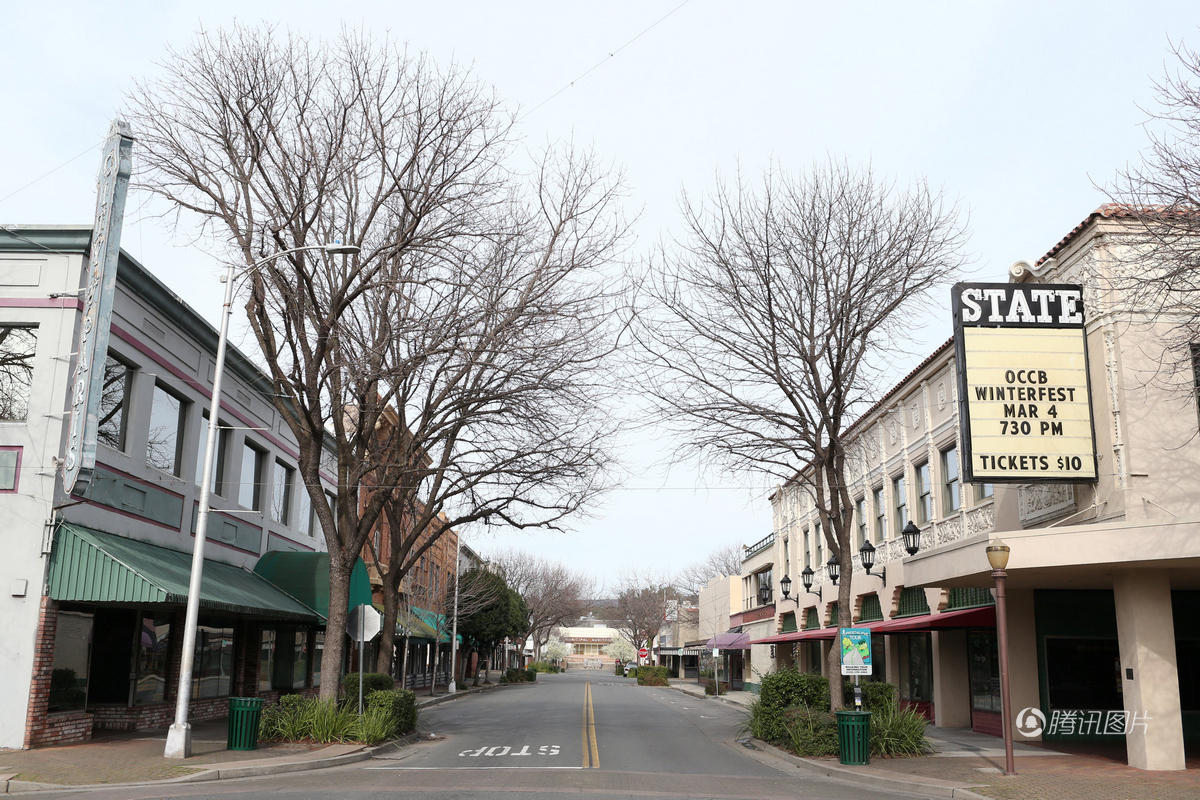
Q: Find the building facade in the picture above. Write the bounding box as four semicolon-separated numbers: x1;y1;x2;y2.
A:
0;227;356;748
749;207;1200;770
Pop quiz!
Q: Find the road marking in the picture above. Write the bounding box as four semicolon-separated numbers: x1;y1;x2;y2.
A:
457;745;560;758
582;682;600;769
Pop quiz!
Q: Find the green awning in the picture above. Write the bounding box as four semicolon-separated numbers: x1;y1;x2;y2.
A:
49;524;320;621
393;605;439;642
409;605;460;644
252;551;373;620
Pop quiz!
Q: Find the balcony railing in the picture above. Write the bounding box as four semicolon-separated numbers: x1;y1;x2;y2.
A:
743;533;775;560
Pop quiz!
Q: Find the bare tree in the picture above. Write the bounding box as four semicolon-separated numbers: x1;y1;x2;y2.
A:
490;550;594;659
613;578;672;654
633;161;967;708
674;543;742;595
127;26;625;698
1106;39;1200;393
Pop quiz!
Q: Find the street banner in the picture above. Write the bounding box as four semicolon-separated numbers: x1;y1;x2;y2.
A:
839;627;872;676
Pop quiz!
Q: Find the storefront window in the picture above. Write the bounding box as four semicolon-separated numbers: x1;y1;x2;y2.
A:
1045;637;1122;710
49;611;92;712
900;633;933;703
892;474;907;534
259;630;276;692
134;615;171;705
193;625;234;698
967;630;1001;713
915;462;932;523
312;631;325;687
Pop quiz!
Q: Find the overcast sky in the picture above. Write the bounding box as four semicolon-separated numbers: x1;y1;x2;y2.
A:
2;1;1196;589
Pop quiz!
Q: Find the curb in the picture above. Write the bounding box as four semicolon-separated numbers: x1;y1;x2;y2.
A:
2;687;504;794
753;738;992;800
666;684;754;712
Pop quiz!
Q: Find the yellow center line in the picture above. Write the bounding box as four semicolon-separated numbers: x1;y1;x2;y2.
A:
582;682;600;768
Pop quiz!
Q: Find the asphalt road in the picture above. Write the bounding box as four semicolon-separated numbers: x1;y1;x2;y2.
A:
33;670;933;799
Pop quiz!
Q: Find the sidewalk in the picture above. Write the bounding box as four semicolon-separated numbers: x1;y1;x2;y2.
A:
0;685;490;792
664;682;1200;800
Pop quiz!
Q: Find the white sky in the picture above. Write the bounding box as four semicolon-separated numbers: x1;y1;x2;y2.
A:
2;1;1196;589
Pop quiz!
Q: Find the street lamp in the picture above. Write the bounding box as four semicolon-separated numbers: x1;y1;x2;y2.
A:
987;539;1016;776
800;566;822;599
165;241;360;759
902;520;922;555
758;582;771;606
858;540;886;583
826;554;840;585
779;574;792;600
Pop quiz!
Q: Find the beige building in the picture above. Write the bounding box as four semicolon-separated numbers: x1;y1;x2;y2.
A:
748;206;1200;771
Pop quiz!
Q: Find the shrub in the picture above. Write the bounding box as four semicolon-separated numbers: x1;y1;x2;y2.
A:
704;679;716;695
530;661;561;673
625;667;637;679
636;666;671;686
842;680;896;714
750;668;830;743
525;668;537;682
615;661;625;676
781;707;839;757
366;688;418;736
869;703;931;757
341;672;394;699
503;667;536;683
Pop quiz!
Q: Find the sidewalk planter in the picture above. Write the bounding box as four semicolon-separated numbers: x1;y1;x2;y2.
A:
835;710;870;765
227;697;265;751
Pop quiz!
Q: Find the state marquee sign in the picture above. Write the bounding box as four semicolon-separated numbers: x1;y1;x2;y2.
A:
952;282;1098;483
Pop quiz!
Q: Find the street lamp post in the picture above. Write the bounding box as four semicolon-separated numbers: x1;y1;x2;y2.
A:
987;539;1016;776
165;242;359;759
448;534;462;693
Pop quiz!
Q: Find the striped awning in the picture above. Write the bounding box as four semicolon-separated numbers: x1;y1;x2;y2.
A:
49;524;320;621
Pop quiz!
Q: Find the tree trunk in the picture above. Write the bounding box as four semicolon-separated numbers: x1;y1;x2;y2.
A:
322;558;351;701
430;638;441;696
375;578;398;675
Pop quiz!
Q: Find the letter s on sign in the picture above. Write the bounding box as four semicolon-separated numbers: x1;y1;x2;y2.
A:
960;288;983;323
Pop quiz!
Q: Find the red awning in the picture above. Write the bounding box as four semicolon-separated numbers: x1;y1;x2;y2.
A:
872;605;996;634
750;618;901;645
706;631;751;649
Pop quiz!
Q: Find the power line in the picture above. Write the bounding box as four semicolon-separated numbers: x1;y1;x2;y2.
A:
517;0;693;124
0;138;103;208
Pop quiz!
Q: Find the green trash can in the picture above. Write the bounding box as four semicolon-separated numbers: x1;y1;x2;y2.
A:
227;697;265;751
835;710;871;765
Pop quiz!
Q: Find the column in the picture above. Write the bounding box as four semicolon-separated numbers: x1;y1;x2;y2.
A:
1114;571;1185;770
1004;589;1041;742
932;629;971;727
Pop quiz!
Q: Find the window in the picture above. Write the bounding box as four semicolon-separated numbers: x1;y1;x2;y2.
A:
892;474;907;535
0;447;19;492
146;384;185;474
977;482;994;501
873;486;886;542
194;411;229;494
193;625;234;698
295;482;313;535
756;567;773;605
915;462;932;523
134;615;171;704
941;446;960;513
855;497;867;548
0;325;37;421
48;611;92;712
239;442;266;510
271;460;294;523
259;630;276;692
312;630;325;687
803;529;811;569
96;355;132;451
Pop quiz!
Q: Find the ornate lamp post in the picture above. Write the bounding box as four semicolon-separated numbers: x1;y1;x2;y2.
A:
779;574;792;600
858;540;886;583
987;539;1016;776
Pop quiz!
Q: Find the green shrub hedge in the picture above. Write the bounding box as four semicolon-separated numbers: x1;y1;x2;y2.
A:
750;668;831;742
501;667;537;683
615;661;626;676
366;688;418;736
842;679;895;713
341;672;394;699
636;666;671;686
530;661;560;673
775;699;930;757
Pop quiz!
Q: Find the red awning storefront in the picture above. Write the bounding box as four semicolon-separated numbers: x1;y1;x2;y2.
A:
748;607;994;645
871;605;996;633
